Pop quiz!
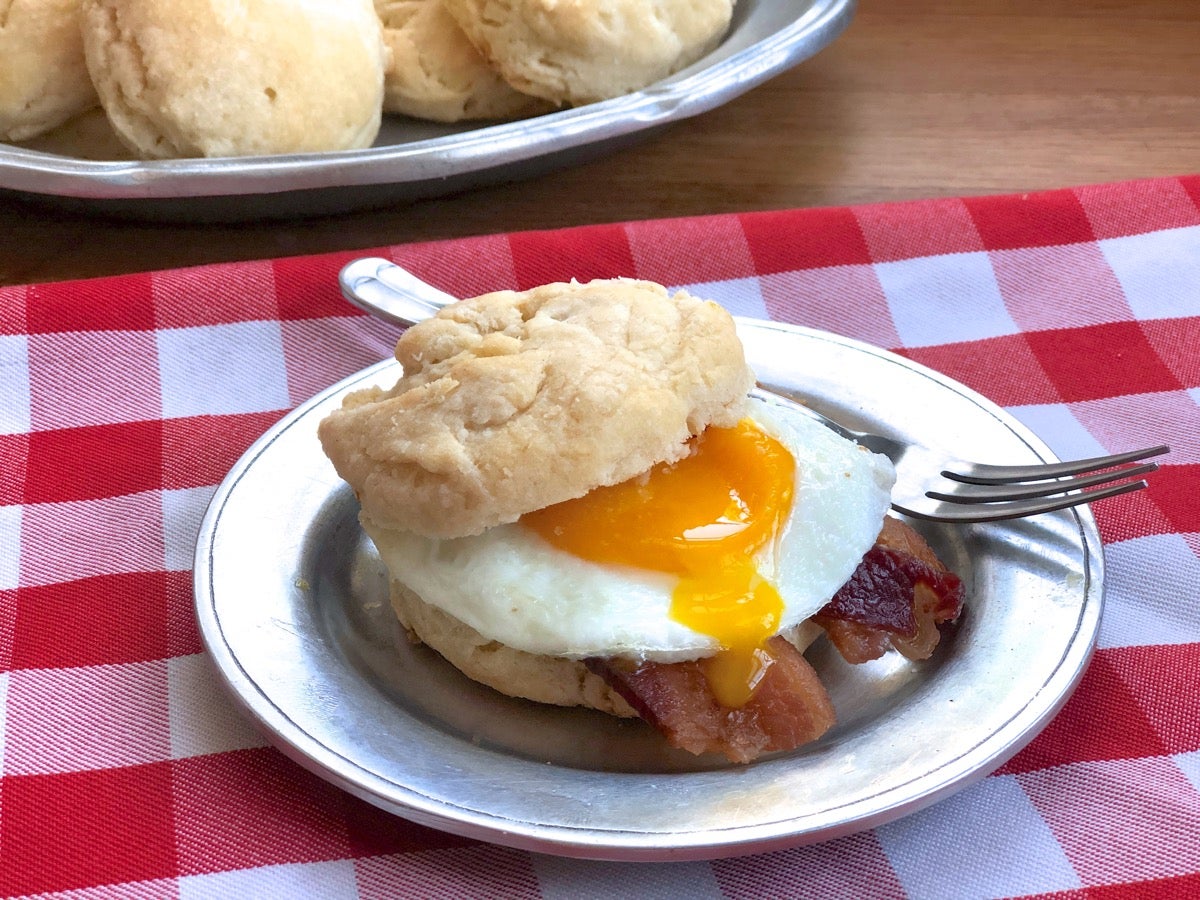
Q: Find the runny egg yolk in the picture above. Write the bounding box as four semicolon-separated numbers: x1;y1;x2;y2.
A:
521;419;795;707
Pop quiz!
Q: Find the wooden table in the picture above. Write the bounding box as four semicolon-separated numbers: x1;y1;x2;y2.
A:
2;0;1197;287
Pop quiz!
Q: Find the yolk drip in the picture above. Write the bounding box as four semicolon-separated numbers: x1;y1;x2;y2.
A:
521;419;795;707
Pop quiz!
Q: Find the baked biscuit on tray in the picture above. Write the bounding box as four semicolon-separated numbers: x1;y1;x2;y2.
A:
79;0;388;158
377;0;553;122
441;0;736;106
0;0;99;141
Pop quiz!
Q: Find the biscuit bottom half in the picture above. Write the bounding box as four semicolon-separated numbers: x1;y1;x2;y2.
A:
388;579;823;720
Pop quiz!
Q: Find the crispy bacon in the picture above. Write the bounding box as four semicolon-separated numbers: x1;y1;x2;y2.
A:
813;517;964;664
586;636;836;764
585;518;962;762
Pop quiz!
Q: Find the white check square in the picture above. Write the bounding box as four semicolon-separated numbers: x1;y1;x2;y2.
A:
0;504;21;590
1100;533;1200;649
1175;749;1200;795
168;653;267;759
876;775;1081;898
179;861;358;900
533;855;723;900
875;251;1019;346
157;321;290;419
0;334;30;434
1007;403;1110;461
1100;225;1200;319
0;671;8;775
162;486;216;572
675;277;768;320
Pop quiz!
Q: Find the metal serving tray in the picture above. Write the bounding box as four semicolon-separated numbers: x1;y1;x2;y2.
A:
0;0;854;220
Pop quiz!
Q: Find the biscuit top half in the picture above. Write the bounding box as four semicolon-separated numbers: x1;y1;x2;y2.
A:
319;278;754;538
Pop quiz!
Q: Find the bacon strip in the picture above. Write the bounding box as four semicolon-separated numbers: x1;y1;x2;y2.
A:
587;518;963;762
586;636;836;764
814;517;964;664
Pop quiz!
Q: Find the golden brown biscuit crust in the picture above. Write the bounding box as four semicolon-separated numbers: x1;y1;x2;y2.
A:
442;0;734;105
0;0;99;141
319;278;754;539
390;579;639;715
376;0;552;122
80;0;387;158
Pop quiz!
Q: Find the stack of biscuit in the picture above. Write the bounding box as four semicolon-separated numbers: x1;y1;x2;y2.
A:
2;0;735;157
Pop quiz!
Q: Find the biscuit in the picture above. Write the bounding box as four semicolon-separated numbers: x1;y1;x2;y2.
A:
79;0;388;158
387;568;824;714
442;0;734;105
0;0;99;142
319;278;754;539
389;578;639;715
376;0;552;122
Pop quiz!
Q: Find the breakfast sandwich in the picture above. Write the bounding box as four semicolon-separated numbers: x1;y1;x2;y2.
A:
319;279;964;763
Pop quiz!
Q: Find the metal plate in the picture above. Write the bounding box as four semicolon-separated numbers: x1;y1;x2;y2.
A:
0;0;854;221
194;320;1103;861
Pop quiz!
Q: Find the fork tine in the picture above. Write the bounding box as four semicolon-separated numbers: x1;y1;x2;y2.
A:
896;478;1152;523
927;462;1160;504
943;444;1169;485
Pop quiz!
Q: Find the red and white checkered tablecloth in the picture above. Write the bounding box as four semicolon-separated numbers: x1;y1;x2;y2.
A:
2;175;1199;898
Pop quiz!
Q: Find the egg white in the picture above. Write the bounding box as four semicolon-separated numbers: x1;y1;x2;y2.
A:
364;398;897;662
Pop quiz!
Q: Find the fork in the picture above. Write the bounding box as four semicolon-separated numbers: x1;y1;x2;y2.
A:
338;257;1168;523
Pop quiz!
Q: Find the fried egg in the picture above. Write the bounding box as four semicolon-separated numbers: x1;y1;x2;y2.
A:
366;397;895;703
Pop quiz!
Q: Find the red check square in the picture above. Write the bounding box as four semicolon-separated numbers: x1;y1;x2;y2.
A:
154;260;279;328
998;650;1168;776
1077;177;1200;240
740;207;872;274
0;762;177;896
24;420;163;504
626;215;757;286
27;274;157;334
0;587;15;669
344;796;473;858
393;233;520;298
162;411;285;491
1107;644;1200;755
1092;487;1177;545
509;223;637;288
854;197;986;262
174;748;352;874
898;333;1063;407
1025;322;1184;403
0;283;26;335
1181;174;1200;211
1144;464;1200;535
167;569;204;657
965;190;1097;251
0;432;28;505
1142;317;1200;389
10;573;171;669
274;253;363;321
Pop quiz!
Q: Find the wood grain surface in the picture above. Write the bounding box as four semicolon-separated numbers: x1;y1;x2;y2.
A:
2;0;1197;286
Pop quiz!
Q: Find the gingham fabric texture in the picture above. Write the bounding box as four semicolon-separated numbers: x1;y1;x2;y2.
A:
2;175;1199;899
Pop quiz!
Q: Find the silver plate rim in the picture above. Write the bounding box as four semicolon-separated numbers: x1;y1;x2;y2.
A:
194;319;1103;861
